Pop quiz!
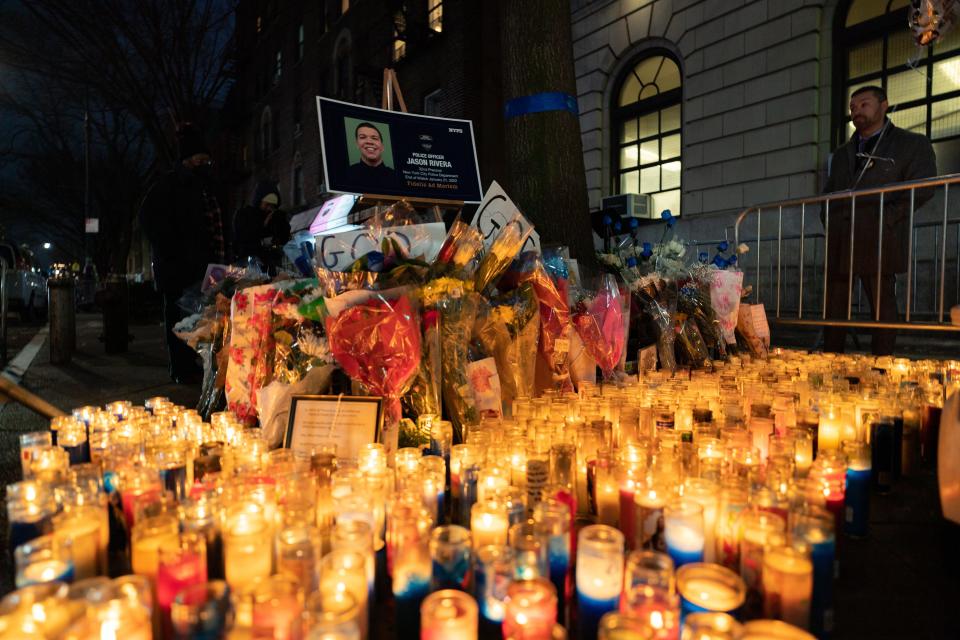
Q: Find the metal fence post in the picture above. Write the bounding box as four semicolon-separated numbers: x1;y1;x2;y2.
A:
48;277;76;364
1;258;7;366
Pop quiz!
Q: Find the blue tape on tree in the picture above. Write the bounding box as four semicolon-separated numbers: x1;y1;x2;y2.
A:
504;92;578;119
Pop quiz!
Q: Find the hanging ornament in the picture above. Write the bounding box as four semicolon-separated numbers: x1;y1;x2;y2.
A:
910;0;957;46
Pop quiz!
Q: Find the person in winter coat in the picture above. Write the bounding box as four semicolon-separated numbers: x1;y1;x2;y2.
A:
139;123;226;383
822;85;937;355
232;182;290;272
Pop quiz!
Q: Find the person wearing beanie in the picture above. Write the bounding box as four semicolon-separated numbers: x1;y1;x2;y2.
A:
139;122;226;384
232;181;290;272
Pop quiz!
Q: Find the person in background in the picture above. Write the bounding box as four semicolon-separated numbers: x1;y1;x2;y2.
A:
232;182;291;273
822;85;937;355
139;123;225;384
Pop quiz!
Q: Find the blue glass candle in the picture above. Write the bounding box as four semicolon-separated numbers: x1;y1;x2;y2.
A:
676;563;746;621
534;498;571;624
394;569;431;637
664;499;706;568
15;534;76;588
459;464;480;527
421;456;447;527
794;513;835;639
429;525;472;591
473;545;515;627
6;481;56;554
842;440;871;538
58;419;91;465
576;525;624;640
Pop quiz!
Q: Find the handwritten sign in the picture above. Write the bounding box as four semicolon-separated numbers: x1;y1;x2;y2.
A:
284;395;383;460
314;221;447;271
470;181;541;254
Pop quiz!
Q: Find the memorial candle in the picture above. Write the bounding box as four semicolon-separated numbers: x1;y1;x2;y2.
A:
682;478;719;564
664;500;705;568
321;550;370;640
676;563;746;618
224;504;272;590
841;440;870;538
620;550;679;639
14;534;75;587
817;405;844;454
6;481;56;554
533;499;571;623
792;513;835;639
131;513;179;582
156;534;207;632
430;525;473;591
52;507;101;579
503;578;557;640
471;499;510;548
473;545;515;625
738;509;786;619
761;545;813;629
576;525;624;640
421;589;478;640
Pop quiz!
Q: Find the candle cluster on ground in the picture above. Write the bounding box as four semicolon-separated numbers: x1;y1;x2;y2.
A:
1;352;956;639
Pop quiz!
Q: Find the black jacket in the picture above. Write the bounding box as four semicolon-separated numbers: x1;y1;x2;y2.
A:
232;205;291;268
823;121;937;276
139;166;223;293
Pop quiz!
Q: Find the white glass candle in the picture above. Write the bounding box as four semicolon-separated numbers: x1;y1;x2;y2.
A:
577;525;624;640
762;545;813;629
471;499;509;548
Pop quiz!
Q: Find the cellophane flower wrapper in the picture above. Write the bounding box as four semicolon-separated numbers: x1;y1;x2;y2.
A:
633;275;678;373
431;218;484;280
679;272;726;360
401;307;442;421
474;213;533;294
676;314;713;369
226;283;285;425
475;283;540;415
324;287;422;454
421;278;480;442
710;269;744;346
570;274;626;380
504;252;575;393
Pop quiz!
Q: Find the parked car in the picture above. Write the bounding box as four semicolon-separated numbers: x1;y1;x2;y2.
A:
0;242;48;321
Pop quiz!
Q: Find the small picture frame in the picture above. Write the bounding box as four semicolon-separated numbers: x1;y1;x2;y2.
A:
284;394;383;460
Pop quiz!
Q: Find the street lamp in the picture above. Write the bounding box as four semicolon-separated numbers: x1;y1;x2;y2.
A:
42;242;51;250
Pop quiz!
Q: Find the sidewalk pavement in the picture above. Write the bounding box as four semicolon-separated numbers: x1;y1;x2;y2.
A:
0;313;200;594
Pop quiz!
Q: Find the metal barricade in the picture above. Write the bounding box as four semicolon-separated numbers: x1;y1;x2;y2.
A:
1;256;7;365
734;173;960;331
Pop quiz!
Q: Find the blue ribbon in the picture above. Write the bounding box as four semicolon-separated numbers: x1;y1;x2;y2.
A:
504;92;578;120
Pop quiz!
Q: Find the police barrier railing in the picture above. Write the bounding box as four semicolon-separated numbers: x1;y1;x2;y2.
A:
734;173;960;331
1;256;7;365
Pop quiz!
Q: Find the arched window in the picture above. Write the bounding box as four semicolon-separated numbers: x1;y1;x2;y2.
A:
260;106;273;159
611;51;683;215
837;0;960;170
611;52;682;216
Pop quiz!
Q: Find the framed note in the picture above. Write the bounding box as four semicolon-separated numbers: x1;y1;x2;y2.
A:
284;394;383;460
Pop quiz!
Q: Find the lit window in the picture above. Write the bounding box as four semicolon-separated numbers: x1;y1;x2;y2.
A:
393;10;407;62
256;15;262;34
428;0;443;33
612;53;682;216
298;24;304;60
838;0;960;170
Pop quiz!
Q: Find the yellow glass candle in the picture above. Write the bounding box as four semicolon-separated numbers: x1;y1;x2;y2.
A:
320;549;369;639
224;504;272;589
52;506;102;579
471;499;510;548
421;589;479;640
131;514;179;581
762;546;813;629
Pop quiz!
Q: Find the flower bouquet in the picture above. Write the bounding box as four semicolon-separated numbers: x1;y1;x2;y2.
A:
504;252;575;393
474;213;533;294
324;288;422;454
570;274;626;381
401;307;442;421
475;282;540;415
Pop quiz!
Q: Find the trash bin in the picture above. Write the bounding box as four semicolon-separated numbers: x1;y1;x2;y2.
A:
99;276;129;354
48;277;76;364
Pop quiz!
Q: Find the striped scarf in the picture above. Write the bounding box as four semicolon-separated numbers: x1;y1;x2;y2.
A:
201;187;225;263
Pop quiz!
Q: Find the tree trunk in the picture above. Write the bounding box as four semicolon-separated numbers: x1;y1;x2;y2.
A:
499;0;595;268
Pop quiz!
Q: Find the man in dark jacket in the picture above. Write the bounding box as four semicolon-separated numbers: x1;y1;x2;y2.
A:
232;182;290;272
140;124;226;383
822;86;937;355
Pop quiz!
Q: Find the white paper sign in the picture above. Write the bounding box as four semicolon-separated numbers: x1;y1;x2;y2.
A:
751;304;771;347
466;357;502;418
470;181;541;254
285;395;382;461
638;344;658;377
314;221;447;271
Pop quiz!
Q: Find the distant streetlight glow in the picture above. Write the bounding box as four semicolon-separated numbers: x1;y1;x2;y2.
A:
42;242;52;250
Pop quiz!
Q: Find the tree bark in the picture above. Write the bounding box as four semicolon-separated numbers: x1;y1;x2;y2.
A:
499;0;595;268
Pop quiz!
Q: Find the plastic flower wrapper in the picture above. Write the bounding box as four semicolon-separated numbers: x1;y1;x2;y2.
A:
474;213;533;294
421;278;481;441
475;283;540;414
570;274;626;380
502;252;574;393
710;266;744;347
431;217;484;280
401;307;442;421
678;270;726;360
324;287;422;455
632;274;678;373
315;268;378;298
675;314;713;370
